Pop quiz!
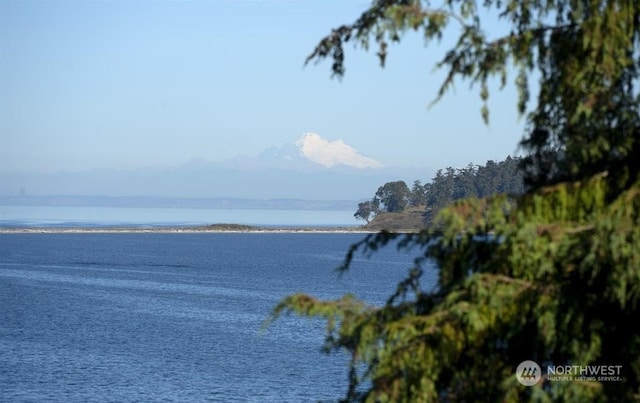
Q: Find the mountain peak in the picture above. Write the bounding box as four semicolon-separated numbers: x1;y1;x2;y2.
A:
294;133;384;169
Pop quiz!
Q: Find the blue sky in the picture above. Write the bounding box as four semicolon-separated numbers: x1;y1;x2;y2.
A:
1;0;526;175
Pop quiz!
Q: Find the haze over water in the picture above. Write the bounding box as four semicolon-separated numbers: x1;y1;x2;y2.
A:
0;205;359;228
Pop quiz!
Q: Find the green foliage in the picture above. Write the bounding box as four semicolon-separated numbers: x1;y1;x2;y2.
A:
409;180;427;207
271;0;640;401
424;157;525;223
273;177;640;401
365;156;524;228
375;180;411;213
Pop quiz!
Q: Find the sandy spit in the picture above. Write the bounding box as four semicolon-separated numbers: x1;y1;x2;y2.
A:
0;226;376;234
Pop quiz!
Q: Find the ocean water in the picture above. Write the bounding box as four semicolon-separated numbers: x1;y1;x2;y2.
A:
0;233;437;402
0;205;359;228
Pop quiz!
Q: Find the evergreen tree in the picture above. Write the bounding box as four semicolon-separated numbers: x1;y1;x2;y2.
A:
409;180;427;207
476;160;499;197
271;1;640;401
452;163;478;200
426;168;455;214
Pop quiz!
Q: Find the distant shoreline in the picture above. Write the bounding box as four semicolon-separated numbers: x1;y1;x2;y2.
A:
0;223;376;234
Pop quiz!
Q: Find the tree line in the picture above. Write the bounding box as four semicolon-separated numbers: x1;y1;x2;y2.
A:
354;156;524;224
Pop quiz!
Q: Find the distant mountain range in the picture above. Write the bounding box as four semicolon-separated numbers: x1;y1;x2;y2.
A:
0;133;433;207
217;132;385;171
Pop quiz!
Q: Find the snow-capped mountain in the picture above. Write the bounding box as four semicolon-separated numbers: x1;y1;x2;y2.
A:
294;133;384;169
226;133;385;171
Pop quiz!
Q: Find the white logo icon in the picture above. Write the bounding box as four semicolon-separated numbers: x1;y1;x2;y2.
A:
516;360;542;386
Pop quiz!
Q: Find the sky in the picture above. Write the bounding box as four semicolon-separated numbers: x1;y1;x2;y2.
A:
1;0;528;175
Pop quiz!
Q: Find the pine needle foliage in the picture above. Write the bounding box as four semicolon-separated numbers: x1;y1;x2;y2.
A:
269;1;640;401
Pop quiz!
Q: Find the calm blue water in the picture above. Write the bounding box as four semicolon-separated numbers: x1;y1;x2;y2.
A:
0;233;436;402
0;206;358;228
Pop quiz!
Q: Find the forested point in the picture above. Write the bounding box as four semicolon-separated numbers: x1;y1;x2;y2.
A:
355;156;524;231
